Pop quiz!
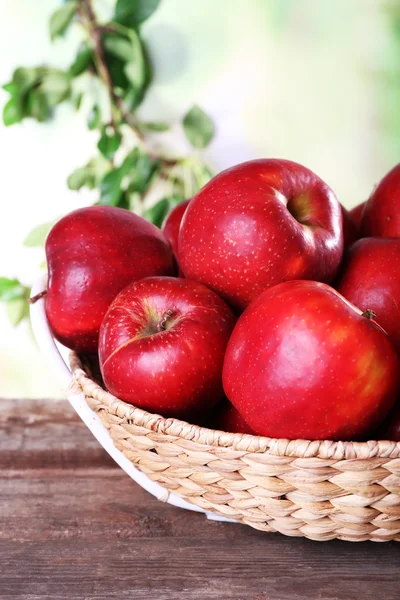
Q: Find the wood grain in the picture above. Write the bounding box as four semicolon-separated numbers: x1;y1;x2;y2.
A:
1;399;400;600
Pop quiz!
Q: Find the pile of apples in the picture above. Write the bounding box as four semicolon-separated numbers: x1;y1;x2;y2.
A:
44;159;400;442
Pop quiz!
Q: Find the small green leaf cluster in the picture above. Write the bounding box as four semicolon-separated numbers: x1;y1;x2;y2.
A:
0;278;31;326
3;67;71;126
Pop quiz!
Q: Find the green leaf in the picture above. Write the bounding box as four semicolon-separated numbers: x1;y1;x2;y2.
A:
99;168;124;206
182;105;215;149
103;35;134;62
97;129;121;159
23;221;54;247
114;0;161;27
97;150;159;206
88;104;100;130
69;44;93;77
119;147;141;172
143;198;170;227
0;278;26;302
3;66;70;125
39;70;71;105
13;67;42;93
124;30;146;90
2;82;19;97
68;155;111;191
73;92;83;110
138;121;170;132
128;154;159;193
3;98;23;126
144;196;183;228
26;91;51;122
115;191;130;210
49;1;77;41
104;51;130;90
68;167;93;191
7;298;29;327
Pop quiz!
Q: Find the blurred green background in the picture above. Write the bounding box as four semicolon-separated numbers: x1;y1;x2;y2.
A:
1;0;400;397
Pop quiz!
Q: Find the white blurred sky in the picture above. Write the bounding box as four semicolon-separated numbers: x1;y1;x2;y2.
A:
0;0;396;397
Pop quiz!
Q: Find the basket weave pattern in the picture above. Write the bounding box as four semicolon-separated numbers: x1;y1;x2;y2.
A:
70;353;400;542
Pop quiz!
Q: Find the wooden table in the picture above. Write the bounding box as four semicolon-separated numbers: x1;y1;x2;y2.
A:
1;399;399;600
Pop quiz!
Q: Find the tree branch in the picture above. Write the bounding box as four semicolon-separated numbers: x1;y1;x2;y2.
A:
79;0;145;141
77;2;179;169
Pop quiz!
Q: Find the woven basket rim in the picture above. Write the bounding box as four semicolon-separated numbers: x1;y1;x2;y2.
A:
69;352;400;461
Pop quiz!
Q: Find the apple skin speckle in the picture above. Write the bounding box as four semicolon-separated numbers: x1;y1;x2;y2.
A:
45;206;175;353
179;159;344;311
222;280;400;441
99;276;236;419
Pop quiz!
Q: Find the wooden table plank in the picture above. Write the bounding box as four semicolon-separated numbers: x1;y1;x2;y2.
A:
1;399;400;600
0;399;115;470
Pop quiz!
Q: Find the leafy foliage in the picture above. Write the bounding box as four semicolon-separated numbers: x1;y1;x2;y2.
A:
144;195;184;227
0;278;27;302
97;128;122;159
98;149;160;207
67;155;111;191
138;121;170;132
7;296;30;327
114;0;161;27
1;0;215;325
2;67;71;126
49;1;77;41
87;104;101;129
24;222;54;247
183;105;215;149
0;278;30;326
69;44;94;77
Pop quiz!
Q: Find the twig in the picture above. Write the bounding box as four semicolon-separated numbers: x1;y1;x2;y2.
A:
80;0;119;131
29;290;47;304
79;0;146;143
76;1;206;194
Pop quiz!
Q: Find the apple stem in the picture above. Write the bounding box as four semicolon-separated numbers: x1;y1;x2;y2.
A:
156;309;175;332
361;308;377;320
28;290;48;305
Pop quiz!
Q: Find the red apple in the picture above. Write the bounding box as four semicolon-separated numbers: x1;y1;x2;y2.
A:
349;201;366;230
341;204;358;248
336;238;400;350
212;400;254;434
161;199;190;273
361;164;400;237
179;159;343;311
223;280;399;440
99;277;236;418
46;206;175;353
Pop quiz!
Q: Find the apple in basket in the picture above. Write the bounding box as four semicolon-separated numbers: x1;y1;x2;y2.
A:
45;206;175;353
361;163;400;237
162;199;190;274
223;280;400;441
99;277;236;419
179;159;344;311
340;204;358;249
376;401;400;441
212;399;255;435
349;200;366;231
336;238;400;351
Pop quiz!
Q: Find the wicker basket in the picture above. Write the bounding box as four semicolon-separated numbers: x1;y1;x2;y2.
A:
70;352;400;542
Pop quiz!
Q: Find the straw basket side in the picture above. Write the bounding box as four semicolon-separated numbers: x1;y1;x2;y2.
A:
70;352;400;542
